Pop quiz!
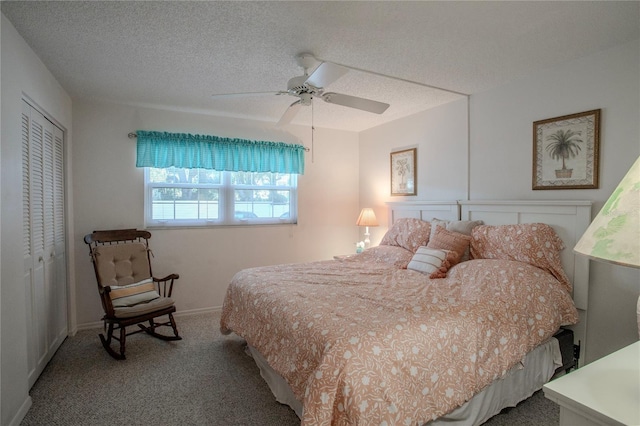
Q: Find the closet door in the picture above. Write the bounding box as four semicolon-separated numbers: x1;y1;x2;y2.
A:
23;102;46;385
22;100;68;388
52;123;67;348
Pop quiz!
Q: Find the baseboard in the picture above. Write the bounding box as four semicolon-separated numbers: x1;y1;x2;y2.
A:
174;306;222;318
8;395;32;426
75;306;223;331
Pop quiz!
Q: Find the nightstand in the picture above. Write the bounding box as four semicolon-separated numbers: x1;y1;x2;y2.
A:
543;340;640;426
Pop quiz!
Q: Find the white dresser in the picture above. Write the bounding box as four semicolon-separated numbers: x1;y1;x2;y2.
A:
543;341;640;426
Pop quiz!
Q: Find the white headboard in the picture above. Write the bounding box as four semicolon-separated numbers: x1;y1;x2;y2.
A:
387;200;459;223
387;200;592;352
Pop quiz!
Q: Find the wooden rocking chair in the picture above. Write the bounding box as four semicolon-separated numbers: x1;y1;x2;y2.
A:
84;229;181;359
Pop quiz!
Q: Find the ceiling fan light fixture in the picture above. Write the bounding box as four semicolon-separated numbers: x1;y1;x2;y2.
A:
299;92;312;106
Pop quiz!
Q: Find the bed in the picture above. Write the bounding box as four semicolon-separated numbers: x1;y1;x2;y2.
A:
220;200;592;425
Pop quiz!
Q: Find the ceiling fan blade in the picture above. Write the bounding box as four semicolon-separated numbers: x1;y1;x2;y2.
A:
305;62;349;88
276;100;303;127
321;92;390;114
211;91;286;99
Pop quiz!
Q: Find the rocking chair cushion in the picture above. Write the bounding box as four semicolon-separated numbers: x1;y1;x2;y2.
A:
93;243;151;287
113;296;175;319
110;278;160;308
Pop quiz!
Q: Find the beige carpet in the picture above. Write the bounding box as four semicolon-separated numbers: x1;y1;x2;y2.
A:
21;312;559;425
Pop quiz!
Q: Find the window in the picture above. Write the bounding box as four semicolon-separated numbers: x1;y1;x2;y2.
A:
144;167;297;227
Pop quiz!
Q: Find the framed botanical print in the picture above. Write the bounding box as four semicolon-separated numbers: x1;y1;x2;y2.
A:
533;109;600;190
390;148;416;196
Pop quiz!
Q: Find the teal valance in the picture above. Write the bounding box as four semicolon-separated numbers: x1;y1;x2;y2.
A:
135;130;305;175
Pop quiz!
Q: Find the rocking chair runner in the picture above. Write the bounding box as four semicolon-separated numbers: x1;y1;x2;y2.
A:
84;229;181;359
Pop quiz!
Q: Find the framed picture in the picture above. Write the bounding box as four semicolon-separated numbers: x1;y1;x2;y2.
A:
532;109;600;190
390;148;417;196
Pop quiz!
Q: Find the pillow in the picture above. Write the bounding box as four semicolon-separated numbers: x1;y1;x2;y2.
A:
430;218;484;261
426;226;472;265
447;219;484;236
447;220;484;261
380;218;431;253
429;218;450;241
355;245;414;268
470;223;571;291
110;278;160;308
407;246;458;278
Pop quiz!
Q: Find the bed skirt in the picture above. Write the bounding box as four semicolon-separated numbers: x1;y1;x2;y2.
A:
247;336;563;426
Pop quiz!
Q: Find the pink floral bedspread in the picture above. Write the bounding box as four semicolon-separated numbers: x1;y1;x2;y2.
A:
220;257;578;425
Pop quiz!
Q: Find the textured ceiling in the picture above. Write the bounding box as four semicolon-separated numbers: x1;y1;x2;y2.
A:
2;1;639;132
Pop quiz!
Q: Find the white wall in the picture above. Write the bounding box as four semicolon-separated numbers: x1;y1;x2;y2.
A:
1;14;73;426
359;38;640;363
71;100;360;326
469;39;640;363
469;40;639;202
358;98;469;244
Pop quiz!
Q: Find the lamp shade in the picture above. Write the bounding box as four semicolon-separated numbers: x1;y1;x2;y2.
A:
356;208;379;227
574;155;640;268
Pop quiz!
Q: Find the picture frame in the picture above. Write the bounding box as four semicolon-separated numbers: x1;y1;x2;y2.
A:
390;148;417;196
532;109;600;190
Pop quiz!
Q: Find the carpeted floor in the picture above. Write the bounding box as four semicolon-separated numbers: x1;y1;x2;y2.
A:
21;312;560;425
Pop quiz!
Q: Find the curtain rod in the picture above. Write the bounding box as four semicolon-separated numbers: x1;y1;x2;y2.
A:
128;132;309;151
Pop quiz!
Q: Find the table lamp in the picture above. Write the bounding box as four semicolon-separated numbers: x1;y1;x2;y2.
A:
356;208;379;247
574;155;640;336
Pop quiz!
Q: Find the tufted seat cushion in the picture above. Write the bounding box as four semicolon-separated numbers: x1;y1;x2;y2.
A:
113;296;175;318
111;278;160;308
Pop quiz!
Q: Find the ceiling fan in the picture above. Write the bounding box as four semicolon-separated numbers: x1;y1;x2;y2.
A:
211;53;390;127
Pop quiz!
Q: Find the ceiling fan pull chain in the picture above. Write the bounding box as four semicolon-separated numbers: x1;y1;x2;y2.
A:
311;101;315;163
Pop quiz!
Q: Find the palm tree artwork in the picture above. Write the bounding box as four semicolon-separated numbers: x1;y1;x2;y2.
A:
544;128;583;178
396;158;411;189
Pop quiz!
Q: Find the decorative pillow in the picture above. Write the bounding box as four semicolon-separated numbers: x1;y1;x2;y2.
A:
429;219;483;261
426;226;472;265
407;246;458;278
380;218;431;253
470;223;571;291
110;278;160;308
447;220;484;261
355;245;414;268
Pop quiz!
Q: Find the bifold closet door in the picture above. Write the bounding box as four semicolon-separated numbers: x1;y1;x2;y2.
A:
22;100;68;388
